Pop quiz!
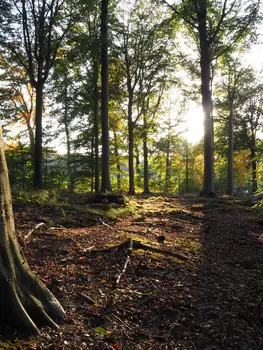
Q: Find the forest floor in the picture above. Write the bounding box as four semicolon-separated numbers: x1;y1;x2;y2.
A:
2;194;263;349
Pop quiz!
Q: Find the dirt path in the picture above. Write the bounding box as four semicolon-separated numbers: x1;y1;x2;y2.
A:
3;196;263;349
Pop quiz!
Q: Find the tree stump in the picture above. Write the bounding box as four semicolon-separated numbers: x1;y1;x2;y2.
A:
0;126;65;334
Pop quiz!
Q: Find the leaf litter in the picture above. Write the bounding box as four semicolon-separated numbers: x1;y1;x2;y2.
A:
3;195;263;349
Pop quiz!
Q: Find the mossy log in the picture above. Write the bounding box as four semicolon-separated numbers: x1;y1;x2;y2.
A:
0;127;65;334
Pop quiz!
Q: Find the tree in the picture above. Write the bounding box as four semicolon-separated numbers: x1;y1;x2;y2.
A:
100;0;112;192
235;81;263;192
0;126;65;333
215;54;245;194
3;0;76;188
163;0;260;196
113;0;174;194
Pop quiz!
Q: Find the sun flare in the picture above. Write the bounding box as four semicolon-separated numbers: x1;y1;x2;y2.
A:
184;102;204;144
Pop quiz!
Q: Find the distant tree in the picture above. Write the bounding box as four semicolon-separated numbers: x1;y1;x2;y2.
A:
100;0;112;192
215;54;248;194
114;0;175;194
164;0;260;196
235;81;263;192
2;0;77;188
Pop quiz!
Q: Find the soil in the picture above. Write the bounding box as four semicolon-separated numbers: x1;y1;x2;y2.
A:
2;195;263;349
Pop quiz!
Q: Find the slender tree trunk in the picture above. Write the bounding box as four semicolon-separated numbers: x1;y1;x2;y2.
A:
100;0;111;193
33;83;44;189
91;134;95;192
185;139;189;193
198;11;214;196
143;114;150;194
227;101;234;195
143;132;150;194
113;131;121;191
0;126;65;334
251;133;257;193
128;93;135;195
165;120;171;193
25;119;35;164
93;59;100;193
63;77;74;192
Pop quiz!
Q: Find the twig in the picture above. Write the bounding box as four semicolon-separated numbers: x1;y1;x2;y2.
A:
79;292;96;304
60;245;95;263
115;238;133;286
111;314;133;331
24;222;48;241
99;218;114;231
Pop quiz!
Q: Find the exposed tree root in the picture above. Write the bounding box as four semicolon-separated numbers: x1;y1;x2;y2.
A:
60;238;188;265
0;126;65;334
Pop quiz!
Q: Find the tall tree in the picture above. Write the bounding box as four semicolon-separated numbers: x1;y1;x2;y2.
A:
3;0;76;188
100;0;112;192
114;0;174;194
215;54;250;194
163;0;260;196
235;81;263;192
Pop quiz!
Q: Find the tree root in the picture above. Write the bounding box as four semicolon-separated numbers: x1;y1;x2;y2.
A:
60;238;188;264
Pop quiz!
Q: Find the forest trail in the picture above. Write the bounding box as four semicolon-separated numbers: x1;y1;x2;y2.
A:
5;196;263;349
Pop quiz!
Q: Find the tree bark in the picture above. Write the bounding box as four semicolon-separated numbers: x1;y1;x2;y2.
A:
113;131;121;191
128;93;135;195
143;114;150;194
33;83;44;189
93;59;100;193
100;0;112;193
165;120;171;193
251;133;257;193
0;126;65;334
198;11;214;196
227;101;234;195
143;132;150;194
185;139;189;193
63;77;74;192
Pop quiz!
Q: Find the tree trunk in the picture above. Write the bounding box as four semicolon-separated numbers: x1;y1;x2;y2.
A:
113;131;121;191
0;126;65;334
143;132;150;194
165;128;171;193
33;83;44;189
227;101;234;195
251;133;257;193
100;0;112;193
25;119;35;164
91;134;95;192
198;9;214;196
64;78;74;192
185;139;189;193
143;114;150;194
128;94;135;195
93;59;100;194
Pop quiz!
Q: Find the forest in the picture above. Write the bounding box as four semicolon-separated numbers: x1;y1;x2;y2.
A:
1;0;263;349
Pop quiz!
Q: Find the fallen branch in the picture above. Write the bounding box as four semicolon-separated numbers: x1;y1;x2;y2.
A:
132;240;188;260
79;292;96;304
24;222;48;242
60;238;188;264
60;245;95;263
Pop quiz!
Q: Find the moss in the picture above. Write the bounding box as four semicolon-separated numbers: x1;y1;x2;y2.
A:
0;338;36;349
175;239;201;254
